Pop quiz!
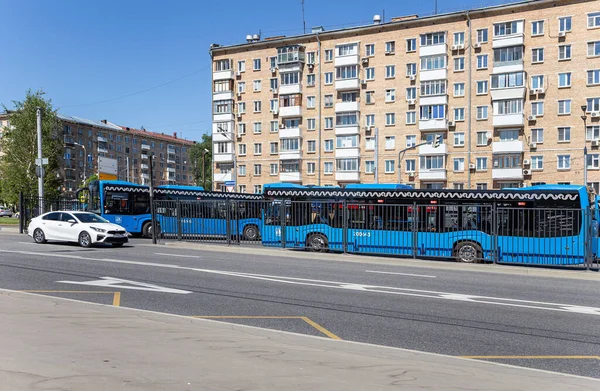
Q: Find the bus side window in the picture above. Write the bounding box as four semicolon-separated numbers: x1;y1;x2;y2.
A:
132;193;150;215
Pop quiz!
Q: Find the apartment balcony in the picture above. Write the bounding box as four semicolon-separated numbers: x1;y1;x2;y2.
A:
279;126;301;138
419;43;447;57
491;87;526;101
213;113;235;122
335;148;360;158
492;140;524;154
335;78;360;91
418;143;447;155
492;168;523;180
213;69;234;81
97;145;108;153
335;101;359;112
335;125;360;135
279;105;302;118
141;144;150;151
493;113;524;127
213;91;234;101
492;60;524;74
213;172;233;182
167;158;176;164
335;172;360;182
212;131;235;142
279;84;301;95
419;68;448;82
167;167;176;173
279;150;301;160
141;163;149;170
492;33;524;49
141;153;148;160
419;118;448;131
141;173;149;180
279;172;301;182
213;153;234;163
334;54;359;67
419;95;448;106
418;169;447;181
212;121;234;134
97;136;108;143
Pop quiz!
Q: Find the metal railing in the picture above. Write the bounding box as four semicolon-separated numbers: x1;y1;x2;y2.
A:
18;194;84;233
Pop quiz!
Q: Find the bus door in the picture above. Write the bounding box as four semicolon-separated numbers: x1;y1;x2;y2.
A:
261;200;289;247
102;191;137;231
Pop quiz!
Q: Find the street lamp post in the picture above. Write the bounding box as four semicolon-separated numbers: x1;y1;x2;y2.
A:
201;148;209;189
581;105;589;188
73;142;87;185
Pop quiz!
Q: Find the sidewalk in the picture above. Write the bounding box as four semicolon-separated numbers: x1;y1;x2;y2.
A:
0;290;598;391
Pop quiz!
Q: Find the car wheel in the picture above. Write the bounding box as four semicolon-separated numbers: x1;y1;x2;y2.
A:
111;243;124;248
33;228;47;244
454;241;483;263
78;231;93;248
242;225;259;241
307;233;328;252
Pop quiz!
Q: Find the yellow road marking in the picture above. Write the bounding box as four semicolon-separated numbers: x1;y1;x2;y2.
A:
18;290;122;307
112;292;121;307
461;355;600;360
193;315;342;340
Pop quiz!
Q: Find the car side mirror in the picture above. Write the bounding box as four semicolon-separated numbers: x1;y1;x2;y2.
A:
67;219;77;224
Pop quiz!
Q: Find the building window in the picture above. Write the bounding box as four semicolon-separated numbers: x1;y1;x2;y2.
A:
253;80;261;92
336;158;358;172
307;162;316;174
587;98;600;112
419;105;445;120
531;156;544;170
270;99;278;113
307;96;316;108
237;102;246;114
454;32;465;46
385;160;395;173
336;43;358;57
254;164;262;175
476;131;488;146
324;162;333;174
336;112;358;126
406;135;416;148
238;144;246;156
324;139;334;152
365;137;375;150
365;161;375;174
386;113;396;126
324;117;333;129
385;136;396;150
253;122;262;134
559;16;572;33
453;158;465;172
531;20;544;36
531;74;544;89
238;165;247;176
365;91;375;104
307;140;316;153
587;125;600;141
420;155;444;170
476;54;488;69
531;48;544;63
495;99;522;115
589;12;600;28
406;159;416;173
420;32;445;46
365;44;375;56
406;38;416;52
270;164;278;175
253;101;262;113
531;102;544;116
385;65;396;78
253;58;261;71
406;111;416;124
558;72;571;88
476;80;488;95
406;87;417;100
421;55;446;71
454;107;465;121
365;114;375;127
454;57;465;72
385;89;396;102
588;70;600;86
306;51;315;64
365;67;375;80
454;83;465;97
307;118;316;130
253;143;262;155
324;72;333;84
494;21;519;37
335;65;358;80
385;41;395;54
306;74;316;86
420;80;445;96
270;142;278;155
323;94;334;108
406;63;417;76
476;183;488;190
558;100;571;115
477;28;488;43
237;60;246;73
325;49;333;61
588;41;600;57
557;155;571;170
558;45;571;60
253;185;261;194
587;154;600;169
531;128;544;144
476;106;488;120
454;132;465;146
558;127;571;142
476;157;488;171
337;135;359;149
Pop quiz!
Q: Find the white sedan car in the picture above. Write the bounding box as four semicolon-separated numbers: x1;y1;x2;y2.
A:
28;211;129;247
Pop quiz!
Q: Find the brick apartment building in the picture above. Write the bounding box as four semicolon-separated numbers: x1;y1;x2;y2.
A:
0;113;196;193
209;0;600;193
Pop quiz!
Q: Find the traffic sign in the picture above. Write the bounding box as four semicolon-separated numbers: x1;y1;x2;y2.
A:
224;180;236;186
35;158;49;165
35;166;45;178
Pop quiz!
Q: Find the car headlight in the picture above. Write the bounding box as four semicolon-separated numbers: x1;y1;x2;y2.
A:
90;226;106;233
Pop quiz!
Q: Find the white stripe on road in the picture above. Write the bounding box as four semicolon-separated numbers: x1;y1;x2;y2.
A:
1;248;599;316
154;253;203;259
365;270;436;279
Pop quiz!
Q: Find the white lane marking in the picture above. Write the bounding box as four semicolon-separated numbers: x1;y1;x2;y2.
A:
365;270;436;279
2;249;600;316
154;253;202;259
58;277;191;294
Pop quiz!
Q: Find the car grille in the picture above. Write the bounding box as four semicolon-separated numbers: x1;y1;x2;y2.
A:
107;230;126;235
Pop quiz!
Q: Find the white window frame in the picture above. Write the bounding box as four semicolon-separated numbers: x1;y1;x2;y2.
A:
558;44;571;61
558;72;571;88
454;83;465;97
558;99;571;115
531;20;544;36
558;127;571;143
454;107;465;122
453;132;465;147
557;154;571;170
531;48;544;64
385;89;396;103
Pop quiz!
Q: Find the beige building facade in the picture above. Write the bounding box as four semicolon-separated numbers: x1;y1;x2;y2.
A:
210;0;600;193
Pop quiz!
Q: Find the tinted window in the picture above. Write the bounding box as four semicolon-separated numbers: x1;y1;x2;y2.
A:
43;212;61;221
73;213;109;223
60;213;75;222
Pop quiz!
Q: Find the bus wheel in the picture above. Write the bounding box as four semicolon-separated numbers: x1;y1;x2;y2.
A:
454;242;482;263
307;233;328;252
242;225;259;241
143;222;158;239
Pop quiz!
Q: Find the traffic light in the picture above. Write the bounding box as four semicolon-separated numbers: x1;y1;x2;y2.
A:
433;134;443;148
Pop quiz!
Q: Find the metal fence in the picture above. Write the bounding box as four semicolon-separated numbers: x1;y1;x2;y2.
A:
18;194;83;233
155;199;600;270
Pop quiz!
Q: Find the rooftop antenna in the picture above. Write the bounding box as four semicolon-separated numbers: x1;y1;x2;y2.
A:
434;0;438;15
301;0;306;34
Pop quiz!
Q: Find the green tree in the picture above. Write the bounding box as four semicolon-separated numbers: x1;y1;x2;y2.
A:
189;133;212;190
0;90;63;204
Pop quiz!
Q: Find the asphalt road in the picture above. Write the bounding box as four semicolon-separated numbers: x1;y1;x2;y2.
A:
0;231;599;378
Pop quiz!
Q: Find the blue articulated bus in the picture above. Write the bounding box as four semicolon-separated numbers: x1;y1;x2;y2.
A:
78;180;263;239
262;183;592;265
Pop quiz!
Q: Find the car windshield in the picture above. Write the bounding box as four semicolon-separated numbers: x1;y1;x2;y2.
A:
73;213;109;223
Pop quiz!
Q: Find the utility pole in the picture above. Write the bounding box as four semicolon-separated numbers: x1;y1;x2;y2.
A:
149;154;157;244
126;156;130;182
374;127;379;184
582;105;589;187
36;107;44;211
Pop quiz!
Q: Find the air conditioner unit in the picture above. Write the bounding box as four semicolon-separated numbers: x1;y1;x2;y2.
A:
409;75;416;81
385;50;395;55
592;112;600;118
236;71;242;77
451;45;458;51
237;114;242;119
523;159;531;166
448;121;455;127
530;142;537;149
592;140;599;147
270;109;278;114
360;79;367;85
270;67;277;73
558;31;566;37
407;171;416;177
407;99;416;105
535;88;545;94
280;123;286;129
457;44;464;50
468;163;476;170
361;58;369;65
523;169;532;176
473;42;481;48
528;115;537;121
529;88;537;95
236;92;242;98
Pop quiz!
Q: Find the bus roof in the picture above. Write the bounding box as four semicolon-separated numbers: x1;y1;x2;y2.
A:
157;184;205;191
519;184;586;191
344;184;413;190
97;180;145;187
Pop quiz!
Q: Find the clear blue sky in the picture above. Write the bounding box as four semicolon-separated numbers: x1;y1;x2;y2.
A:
1;0;520;141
